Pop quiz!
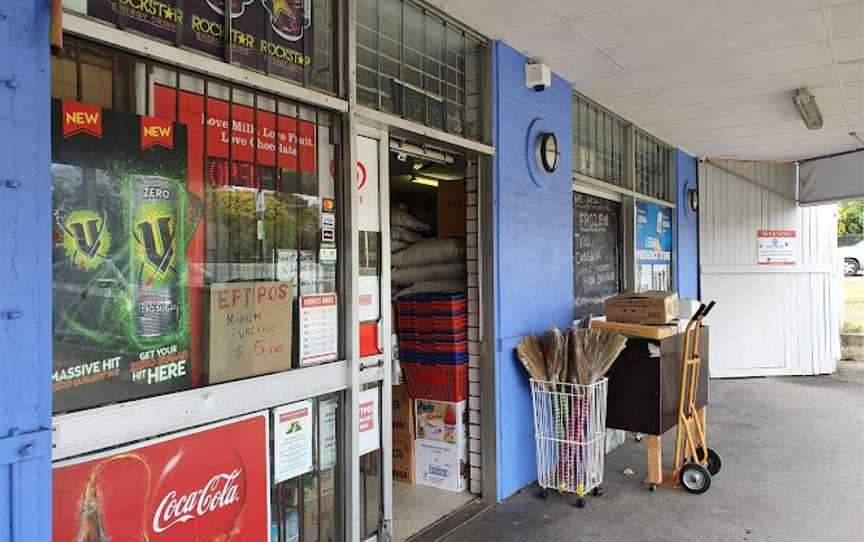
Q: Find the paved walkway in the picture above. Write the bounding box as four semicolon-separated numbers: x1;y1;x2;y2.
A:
441;362;864;542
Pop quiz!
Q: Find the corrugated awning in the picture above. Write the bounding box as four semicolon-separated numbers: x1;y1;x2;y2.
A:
798;149;864;206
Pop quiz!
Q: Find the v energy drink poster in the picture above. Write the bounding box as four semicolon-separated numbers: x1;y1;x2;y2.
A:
52;99;201;413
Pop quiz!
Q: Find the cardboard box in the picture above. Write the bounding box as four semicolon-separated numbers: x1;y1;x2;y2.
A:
415;399;467;445
437;180;466;237
415;439;468;492
392;384;415;438
302;469;335;541
392;432;415;485
605;291;679;325
209;281;294;383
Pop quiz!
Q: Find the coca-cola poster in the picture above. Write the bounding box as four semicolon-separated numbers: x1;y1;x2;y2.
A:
53;413;270;541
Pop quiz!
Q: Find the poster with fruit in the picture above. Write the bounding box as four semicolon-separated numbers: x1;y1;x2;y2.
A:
51;99;202;413
52;413;269;541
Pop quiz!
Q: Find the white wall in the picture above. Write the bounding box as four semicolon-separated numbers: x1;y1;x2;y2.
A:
699;159;841;377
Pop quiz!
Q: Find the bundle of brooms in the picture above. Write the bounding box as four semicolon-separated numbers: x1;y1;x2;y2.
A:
517;326;627;490
516;326;627;388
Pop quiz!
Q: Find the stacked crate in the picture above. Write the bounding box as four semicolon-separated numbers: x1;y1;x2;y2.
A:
397;293;469;492
397;294;468;403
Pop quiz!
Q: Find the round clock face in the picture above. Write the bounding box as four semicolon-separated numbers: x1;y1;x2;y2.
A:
537;132;559;173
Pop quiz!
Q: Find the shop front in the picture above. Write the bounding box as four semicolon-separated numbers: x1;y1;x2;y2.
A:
487;42;691;500
49;10;349;538
45;1;495;541
24;7;695;536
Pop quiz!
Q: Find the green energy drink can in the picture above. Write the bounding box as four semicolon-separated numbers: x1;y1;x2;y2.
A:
131;176;179;339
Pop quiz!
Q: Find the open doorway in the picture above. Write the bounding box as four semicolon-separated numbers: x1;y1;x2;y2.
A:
387;143;479;541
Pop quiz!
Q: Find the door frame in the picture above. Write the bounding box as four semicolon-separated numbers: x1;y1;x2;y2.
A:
354;122;394;542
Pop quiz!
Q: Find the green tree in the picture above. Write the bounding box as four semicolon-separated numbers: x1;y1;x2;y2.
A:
839;200;864;238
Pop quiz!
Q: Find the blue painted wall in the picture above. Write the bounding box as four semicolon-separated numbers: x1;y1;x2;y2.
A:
492;42;574;501
675;149;700;299
0;1;52;541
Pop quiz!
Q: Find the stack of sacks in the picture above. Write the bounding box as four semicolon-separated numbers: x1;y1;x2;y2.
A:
391;206;431;253
392;237;467;298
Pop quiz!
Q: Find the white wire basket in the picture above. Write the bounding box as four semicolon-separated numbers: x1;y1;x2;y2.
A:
530;378;608;500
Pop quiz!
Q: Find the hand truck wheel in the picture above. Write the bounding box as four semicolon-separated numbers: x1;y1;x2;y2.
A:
679;463;712;494
647;483;656;492
694;447;722;475
575;497;586;508
592;486;603;497
538;489;549;500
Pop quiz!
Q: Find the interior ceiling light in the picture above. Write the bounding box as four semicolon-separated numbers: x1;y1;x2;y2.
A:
391;139;455;165
792;88;823;130
411;175;439;188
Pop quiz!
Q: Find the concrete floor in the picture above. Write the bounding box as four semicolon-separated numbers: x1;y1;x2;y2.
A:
394;482;477;541
440;362;864;542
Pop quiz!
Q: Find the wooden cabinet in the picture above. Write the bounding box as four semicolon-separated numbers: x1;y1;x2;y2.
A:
605;329;709;435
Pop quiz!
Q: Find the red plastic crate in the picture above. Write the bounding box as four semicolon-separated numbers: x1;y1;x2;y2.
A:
401;362;468;402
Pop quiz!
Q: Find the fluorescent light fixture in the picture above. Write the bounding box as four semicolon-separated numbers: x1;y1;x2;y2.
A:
411;175;439;188
792;88;823;130
391;139;455;165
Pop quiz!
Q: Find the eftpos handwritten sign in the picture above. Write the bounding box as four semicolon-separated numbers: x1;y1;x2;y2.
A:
209;281;293;383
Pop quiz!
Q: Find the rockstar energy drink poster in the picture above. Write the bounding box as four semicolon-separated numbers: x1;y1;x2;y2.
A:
52;99;201;413
87;0;315;85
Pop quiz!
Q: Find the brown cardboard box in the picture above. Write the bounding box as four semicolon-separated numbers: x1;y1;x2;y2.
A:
392;384;414;438
605;291;679;325
303;469;335;541
392;432;415;484
437;180;466;237
208;281;293;383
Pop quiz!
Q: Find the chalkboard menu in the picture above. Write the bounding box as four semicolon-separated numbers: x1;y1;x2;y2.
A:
574;192;621;319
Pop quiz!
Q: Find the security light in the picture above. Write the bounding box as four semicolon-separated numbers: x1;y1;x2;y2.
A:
688;188;699;212
536;132;560;173
792;88;823;130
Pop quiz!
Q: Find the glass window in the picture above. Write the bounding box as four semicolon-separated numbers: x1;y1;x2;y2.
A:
271;394;342;542
50;39;343;414
635;129;673;202
573;94;626;187
355;0;485;140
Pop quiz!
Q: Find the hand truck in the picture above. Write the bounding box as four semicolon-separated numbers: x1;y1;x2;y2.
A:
666;301;721;494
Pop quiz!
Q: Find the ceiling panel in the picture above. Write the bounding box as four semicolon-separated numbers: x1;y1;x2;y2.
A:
626;92;811;124
637;43;834;90
834;36;864;63
430;0;863;159
657;66;837;105
605;10;827;72
839;60;864;83
505;23;597;60
827;2;864;39
595;92;672;113
573;74;653;97
571;0;819;49
439;0;560;35
642;109;811;137
540;0;659;20
546;51;626;81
